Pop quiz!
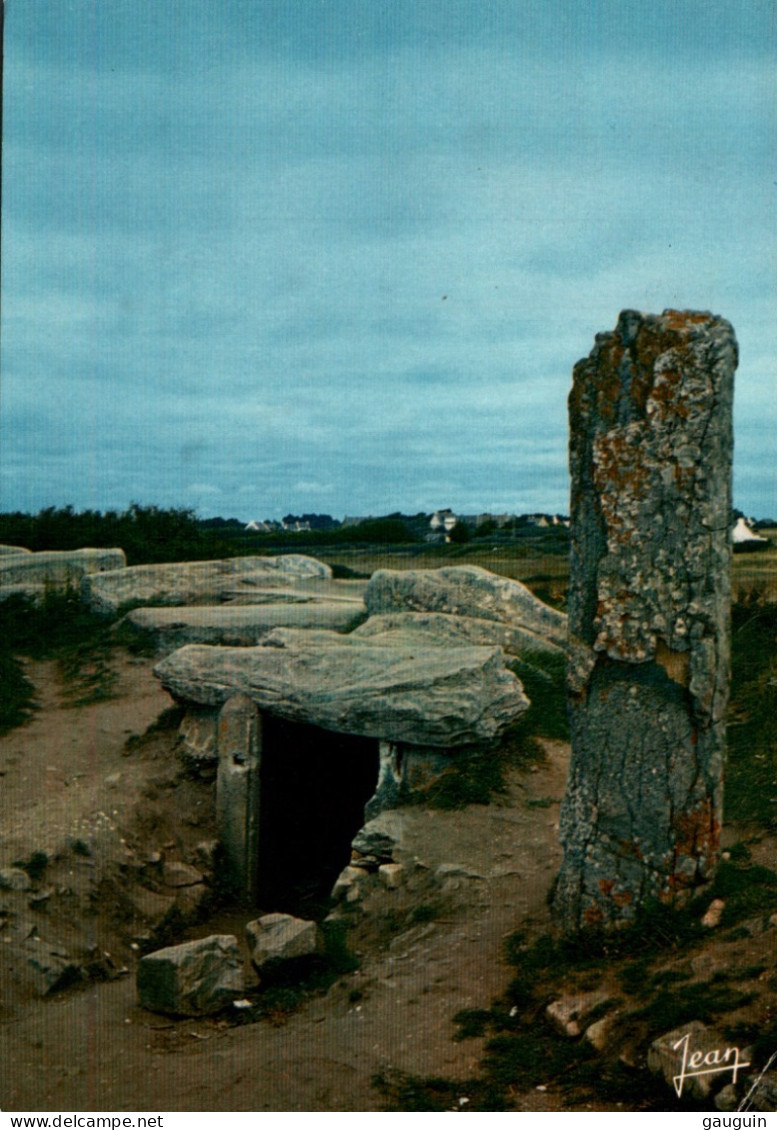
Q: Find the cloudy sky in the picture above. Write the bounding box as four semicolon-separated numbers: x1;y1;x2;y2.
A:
2;0;774;522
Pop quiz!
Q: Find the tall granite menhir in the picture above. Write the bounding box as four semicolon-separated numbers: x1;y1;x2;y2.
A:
553;310;737;933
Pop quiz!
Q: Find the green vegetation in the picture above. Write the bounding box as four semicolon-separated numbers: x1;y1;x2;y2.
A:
726;591;777;830
0;589;121;723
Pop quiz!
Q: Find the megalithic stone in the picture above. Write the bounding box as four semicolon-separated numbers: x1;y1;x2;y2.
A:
216;693;262;904
553;310;737;933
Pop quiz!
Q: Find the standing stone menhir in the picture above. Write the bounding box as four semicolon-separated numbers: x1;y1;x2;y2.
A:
553;309;737;933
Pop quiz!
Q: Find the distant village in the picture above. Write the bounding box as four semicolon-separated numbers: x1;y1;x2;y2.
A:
237;508;771;549
243;509;571;543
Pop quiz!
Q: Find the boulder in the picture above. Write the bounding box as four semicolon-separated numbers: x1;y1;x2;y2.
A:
118;598;365;653
245;913;322;969
647;1022;752;1102
83;555;333;616
0;548;125;591
23;941;84;996
153;633;529;748
136;934;244;1016
0;544;32;555
364;566;567;645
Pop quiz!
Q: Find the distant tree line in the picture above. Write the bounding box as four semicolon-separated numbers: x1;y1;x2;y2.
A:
0;505;234;566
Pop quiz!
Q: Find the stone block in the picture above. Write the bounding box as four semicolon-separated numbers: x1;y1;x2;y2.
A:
245;913;322;969
136;934;244;1016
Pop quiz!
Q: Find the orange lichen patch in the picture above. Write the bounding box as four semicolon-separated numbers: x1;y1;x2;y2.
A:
584;903;605;927
618;840;644;860
670;799;721;887
612;889;634;908
598;878;616;897
662;310;711;331
654;640;691;687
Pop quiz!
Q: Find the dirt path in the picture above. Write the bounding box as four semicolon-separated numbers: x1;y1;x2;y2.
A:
0;656;571;1111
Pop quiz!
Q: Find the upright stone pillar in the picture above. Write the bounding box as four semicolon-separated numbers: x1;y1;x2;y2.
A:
553;309;737;933
216;693;262;904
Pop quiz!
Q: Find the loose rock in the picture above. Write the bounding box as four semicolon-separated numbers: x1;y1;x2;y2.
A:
245;913;322;969
136;935;244;1016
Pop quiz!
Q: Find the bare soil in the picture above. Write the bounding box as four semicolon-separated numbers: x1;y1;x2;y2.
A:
1;652;775;1112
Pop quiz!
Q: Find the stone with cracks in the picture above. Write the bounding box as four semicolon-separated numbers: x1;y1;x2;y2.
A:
245;913;322;969
118;598;365;654
0;548;126;591
364;565;567;646
136;935;244;1016
352;610;564;662
153;632;528;748
554;310;736;933
82;554;333;616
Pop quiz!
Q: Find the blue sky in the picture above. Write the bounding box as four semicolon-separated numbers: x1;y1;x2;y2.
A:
2;0;774;521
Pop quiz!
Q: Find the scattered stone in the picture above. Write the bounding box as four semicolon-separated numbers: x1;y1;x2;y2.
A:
28;888;54;907
364;566;567;644
332;866;371;901
546;991;611;1038
647;1022;751;1102
193;840;220;872
584;1011;621;1051
378;863;405;890
155;635;528;748
435;863;485;881
701;898;726;928
24;941;84;996
0;868;32;891
161;862;204;888
714;1084;740;1111
351;812;404;860
137;935;244;1016
83;554;332;616
245;913;322;969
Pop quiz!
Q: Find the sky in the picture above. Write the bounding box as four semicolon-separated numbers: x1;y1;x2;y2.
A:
1;0;775;523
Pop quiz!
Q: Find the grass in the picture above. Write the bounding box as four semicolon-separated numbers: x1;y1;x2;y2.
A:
0;589;124;721
725;592;777;830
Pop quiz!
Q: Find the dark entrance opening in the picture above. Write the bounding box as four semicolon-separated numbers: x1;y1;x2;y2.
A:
257;716;379;917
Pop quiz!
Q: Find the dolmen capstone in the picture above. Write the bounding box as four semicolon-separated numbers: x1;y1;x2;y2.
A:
154;628;528;748
84;553;333;616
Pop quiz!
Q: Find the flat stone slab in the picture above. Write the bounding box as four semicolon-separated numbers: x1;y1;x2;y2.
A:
119;599;366;653
0;548;126;589
353;610;564;661
154;633;529;747
365;565;567;645
82;554;334;616
0;544;32;555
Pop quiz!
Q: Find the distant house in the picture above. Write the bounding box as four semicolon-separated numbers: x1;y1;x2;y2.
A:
429;509;458;534
732;517;769;548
